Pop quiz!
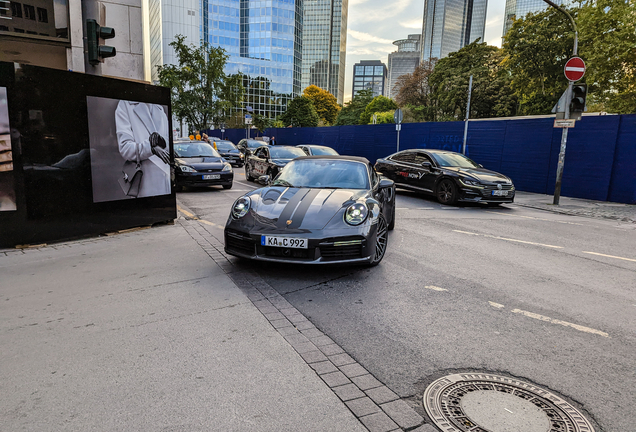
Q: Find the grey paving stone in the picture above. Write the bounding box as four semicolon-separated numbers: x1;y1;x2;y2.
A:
269;296;292;309
294;321;315;331
309;360;339;375
351;373;382;391
332;383;366;402
276;326;299;337
328;353;356;366
291;341;317;354
280;307;300;317
318;343;344;356
359;412;399;432
345;397;381;417
269;318;292;329
284;333;310;345
288;314;308;324
263;311;286;321
312;335;335;347
410;424;439;432
300;350;328;364
365;386;400;405
300;327;323;338
321;371;351;388
339;363;369;378
380;399;424;429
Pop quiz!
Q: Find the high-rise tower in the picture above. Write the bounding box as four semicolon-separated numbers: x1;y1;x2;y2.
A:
502;0;563;36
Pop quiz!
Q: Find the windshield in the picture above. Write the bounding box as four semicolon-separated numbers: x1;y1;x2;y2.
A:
431;152;480;168
309;146;338;156
216;141;236;152
270;147;306;159
247;140;267;148
174;142;220;158
272;159;370;189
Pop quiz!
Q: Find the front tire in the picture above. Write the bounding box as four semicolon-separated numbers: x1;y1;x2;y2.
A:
388;202;395;230
436;178;457;205
245;164;254;181
368;215;388;266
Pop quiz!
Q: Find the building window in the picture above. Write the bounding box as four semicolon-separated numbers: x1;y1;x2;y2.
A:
10;1;21;17
37;6;47;22
23;3;35;19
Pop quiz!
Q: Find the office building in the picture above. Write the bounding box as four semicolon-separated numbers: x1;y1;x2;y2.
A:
301;0;348;104
387;34;421;99
352;60;387;99
503;0;563;36
421;0;487;61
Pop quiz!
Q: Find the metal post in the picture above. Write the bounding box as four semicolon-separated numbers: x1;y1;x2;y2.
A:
462;75;473;155
397;125;400;152
542;0;578;205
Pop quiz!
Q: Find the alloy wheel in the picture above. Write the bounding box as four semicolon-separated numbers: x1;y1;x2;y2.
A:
370;215;388;265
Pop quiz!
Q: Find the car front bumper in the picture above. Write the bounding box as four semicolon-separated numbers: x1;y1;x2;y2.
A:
458;184;515;203
175;171;234;187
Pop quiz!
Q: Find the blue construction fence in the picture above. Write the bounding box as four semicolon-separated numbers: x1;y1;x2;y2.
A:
205;114;636;204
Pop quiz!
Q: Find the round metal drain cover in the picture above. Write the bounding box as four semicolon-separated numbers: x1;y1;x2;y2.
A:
423;373;595;432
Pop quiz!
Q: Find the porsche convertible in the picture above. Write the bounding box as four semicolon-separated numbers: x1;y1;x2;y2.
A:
224;156;396;265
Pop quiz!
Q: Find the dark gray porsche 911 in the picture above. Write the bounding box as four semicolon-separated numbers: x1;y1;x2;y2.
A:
224;156;396;265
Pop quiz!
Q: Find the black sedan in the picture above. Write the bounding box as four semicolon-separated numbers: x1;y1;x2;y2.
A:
174;140;233;190
237;139;270;156
215;140;244;167
244;145;306;181
297;145;339;156
225;156;396;265
374;149;515;205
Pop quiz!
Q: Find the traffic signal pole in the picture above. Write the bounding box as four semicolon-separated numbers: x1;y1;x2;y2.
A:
542;0;578;205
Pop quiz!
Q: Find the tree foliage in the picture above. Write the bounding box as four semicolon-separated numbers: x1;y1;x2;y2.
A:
394;60;437;122
334;89;374;125
157;35;244;131
279;96;320;127
252;113;271;133
429;40;517;121
360;96;398;125
371;111;396;124
302;85;341;125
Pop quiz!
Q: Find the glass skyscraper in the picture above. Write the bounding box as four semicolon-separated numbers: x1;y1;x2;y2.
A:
300;0;348;104
352;60;387;99
502;0;563;36
199;0;303;119
387;34;421;99
421;0;488;61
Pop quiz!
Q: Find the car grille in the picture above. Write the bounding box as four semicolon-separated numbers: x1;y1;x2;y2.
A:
225;230;255;255
200;169;221;173
482;184;514;193
264;247;311;259
320;244;363;261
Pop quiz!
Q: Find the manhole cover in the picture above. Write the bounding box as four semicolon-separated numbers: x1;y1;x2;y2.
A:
423;373;595;432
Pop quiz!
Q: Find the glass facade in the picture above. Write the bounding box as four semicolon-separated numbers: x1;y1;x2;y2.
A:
201;0;303;119
300;0;348;104
421;0;487;61
352;60;386;99
387;35;421;99
0;0;68;38
503;0;563;36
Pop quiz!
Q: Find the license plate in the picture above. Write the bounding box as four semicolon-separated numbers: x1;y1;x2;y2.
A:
261;236;308;249
492;190;508;196
203;174;220;180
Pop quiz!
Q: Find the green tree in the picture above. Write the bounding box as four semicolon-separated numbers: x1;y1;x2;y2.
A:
252;113;271;133
334;89;374;125
360;96;398;124
372;111;396;124
394;60;437;122
430;40;516;120
157;35;245;131
280;96;320;127
502;9;574;115
302;85;341;125
578;0;636;113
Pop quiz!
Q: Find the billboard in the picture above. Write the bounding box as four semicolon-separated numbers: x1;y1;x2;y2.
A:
0;87;16;211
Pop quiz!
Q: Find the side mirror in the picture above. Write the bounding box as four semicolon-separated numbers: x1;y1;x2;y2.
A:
421;161;432;169
379;178;394;189
257;175;271;185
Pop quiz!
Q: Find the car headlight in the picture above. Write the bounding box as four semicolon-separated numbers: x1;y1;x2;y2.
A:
222;163;232;171
231;197;251;219
344;203;368;226
460;178;483;188
239;153;245;159
180;165;196;173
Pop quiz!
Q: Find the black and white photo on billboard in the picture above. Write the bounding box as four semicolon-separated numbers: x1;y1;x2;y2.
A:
87;96;171;203
0;86;16;212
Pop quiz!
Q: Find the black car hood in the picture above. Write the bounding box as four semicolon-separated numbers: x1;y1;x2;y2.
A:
219;149;240;156
447;167;512;184
176;157;225;171
249;187;367;230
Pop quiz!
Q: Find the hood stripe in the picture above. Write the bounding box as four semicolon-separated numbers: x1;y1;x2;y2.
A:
286;188;321;229
276;188;309;228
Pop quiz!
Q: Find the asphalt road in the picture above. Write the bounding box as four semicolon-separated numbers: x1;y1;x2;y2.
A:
178;169;636;432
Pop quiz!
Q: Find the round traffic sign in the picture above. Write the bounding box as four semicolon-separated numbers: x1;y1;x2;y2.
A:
564;57;585;82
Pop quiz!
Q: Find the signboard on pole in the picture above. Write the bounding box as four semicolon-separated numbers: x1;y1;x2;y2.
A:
554;119;576;128
564;57;586;82
394;108;403;124
245;114;252;125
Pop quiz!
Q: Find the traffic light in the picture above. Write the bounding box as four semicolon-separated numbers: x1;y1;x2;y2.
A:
569;83;587;120
86;19;116;66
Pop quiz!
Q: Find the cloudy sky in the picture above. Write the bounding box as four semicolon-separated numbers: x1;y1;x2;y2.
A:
343;0;508;101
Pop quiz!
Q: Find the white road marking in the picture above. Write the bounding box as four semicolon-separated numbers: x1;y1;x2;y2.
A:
511;308;609;338
425;285;448;291
489;301;505;309
504;408;514;414
235;180;259;189
452;230;563;249
487;211;585;226
396;207;434;210
582;251;636;263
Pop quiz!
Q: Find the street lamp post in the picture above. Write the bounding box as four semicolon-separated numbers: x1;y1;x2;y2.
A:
542;0;578;205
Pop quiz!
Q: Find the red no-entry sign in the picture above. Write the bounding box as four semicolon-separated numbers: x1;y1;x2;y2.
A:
564;57;586;82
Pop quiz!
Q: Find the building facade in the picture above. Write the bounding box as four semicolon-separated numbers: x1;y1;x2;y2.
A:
421;0;487;61
387;34;420;99
352;60;387;99
502;0;563;36
300;0;348;104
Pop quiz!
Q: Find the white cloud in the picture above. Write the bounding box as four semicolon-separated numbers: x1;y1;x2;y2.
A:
400;18;422;29
348;30;395;45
